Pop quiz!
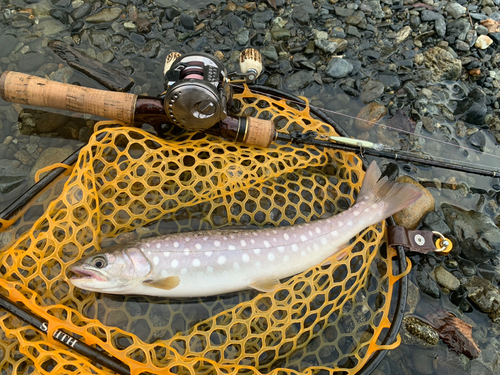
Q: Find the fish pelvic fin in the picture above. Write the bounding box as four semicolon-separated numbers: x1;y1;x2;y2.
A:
143;276;180;290
249;276;281;293
357;161;422;220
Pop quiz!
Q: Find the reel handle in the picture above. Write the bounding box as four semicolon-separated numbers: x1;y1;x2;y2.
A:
0;71;138;124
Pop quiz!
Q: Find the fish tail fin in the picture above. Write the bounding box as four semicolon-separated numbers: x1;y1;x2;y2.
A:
357;161;422;221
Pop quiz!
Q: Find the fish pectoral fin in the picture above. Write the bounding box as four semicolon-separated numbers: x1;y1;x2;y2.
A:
143;276;180;290
249;276;281;293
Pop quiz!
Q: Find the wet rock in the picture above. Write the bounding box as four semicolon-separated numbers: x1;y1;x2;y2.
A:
14;150;34;166
400;316;440;348
260;45;278;61
0;34;17;57
325;58;353;79
335;6;354;17
136;18;152;34
415;264;441;299
446;3;466;19
458;258;477;276
423;47;462;82
393;176;434;230
85;7;123;23
17;52;46;72
284;70;314;90
421;10;443;22
292;6;309;26
434;265;460;291
360;79;384;103
447;18;471;40
435;18;447;38
463;276;500;320
422;211;451;236
469;132;486;151
71;2;91;19
442;203;500;263
270;25;290;41
454;88;487;126
354;102;387;131
407;280;420;314
180;13;195;30
314;39;338;54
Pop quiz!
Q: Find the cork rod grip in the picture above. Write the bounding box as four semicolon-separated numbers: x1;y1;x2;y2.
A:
0;71;138;124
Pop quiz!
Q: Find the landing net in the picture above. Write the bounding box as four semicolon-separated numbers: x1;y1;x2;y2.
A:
0;86;406;374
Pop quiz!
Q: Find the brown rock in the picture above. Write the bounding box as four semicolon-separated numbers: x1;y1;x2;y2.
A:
354;102;387;131
392;176;434;229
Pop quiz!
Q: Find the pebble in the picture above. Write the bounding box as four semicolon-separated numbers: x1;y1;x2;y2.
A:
85;7;123;23
475;35;493;49
400;316;439;349
423;47;462;82
360;79;384;103
434;265;460;291
463;276;500;321
325;58;353;79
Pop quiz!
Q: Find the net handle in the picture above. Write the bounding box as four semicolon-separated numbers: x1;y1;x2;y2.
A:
0;71;138;124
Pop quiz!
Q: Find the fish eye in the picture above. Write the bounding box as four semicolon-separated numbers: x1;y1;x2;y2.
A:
91;256;107;269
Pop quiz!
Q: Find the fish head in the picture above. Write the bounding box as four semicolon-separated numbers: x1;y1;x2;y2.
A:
69;244;151;293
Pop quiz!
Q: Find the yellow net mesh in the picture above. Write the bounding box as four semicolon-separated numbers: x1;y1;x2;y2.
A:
0;86;406;375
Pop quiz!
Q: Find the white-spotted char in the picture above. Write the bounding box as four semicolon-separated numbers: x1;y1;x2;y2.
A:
69;162;422;297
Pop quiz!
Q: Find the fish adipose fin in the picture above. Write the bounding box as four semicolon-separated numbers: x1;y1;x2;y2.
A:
357;161;422;222
250;276;281;292
143;276;180;290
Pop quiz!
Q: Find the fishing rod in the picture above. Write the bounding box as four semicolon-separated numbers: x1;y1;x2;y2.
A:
1;51;499;178
0;294;130;375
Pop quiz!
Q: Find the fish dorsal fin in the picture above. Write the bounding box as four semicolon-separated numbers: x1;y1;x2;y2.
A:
143;276;180;290
249;276;281;293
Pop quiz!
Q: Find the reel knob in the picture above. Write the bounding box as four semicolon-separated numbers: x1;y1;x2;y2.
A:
163;52;182;75
239;49;262;82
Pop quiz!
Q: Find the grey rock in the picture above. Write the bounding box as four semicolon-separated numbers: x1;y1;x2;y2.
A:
179;13;195;30
435;17;446;38
421;10;444;22
293;0;316;15
14;150;34;165
458;258;477;276
446;3;466;19
264;74;282;89
455;40;470;51
434;265;460;291
366;0;385;18
422;211;451;235
346;25;362;38
17;52;46;72
423;47;462;82
415;264;441;299
314;39;338;54
89;30;111;50
0;34;17;58
270;25;291;41
325;58;353;78
235;29;249;46
442;203;500;262
346;11;365;26
378;74;400;90
360;79;384;103
406;280;420;314
454;88;487;126
335;7;355;17
447;18;471;40
260;45;278;61
284;70;314;90
292;7;309;26
70;2;91;20
85;7;123;23
463;276;500;317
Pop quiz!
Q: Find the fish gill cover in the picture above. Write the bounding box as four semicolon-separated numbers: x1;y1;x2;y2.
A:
0;86;406;374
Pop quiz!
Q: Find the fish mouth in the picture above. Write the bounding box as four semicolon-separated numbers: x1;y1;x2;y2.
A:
70;266;108;282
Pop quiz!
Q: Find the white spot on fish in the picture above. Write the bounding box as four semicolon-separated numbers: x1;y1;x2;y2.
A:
300;235;308;242
292;244;298;252
184;248;190;255
307;246;312;253
223;236;227;240
207;266;214;273
253;248;261;254
268;253;275;261
205;251;213;257
338;221;344;227
332;230;338;237
156;243;161;249
173;242;179;248
171;259;179;268
250;239;255;244
217;256;226;265
161;270;168;277
315;227;321;234
141;247;145;252
255;261;261;268
313;244;319;251
240;240;247;247
348;221;353;226
181;268;187;274
203;236;208;241
353;211;360;216
228;245;236;251
195;243;202;250
153;256;159;265
230;235;235;239
321;237;328;245
242;253;250;262
185;237;190;242
309;231;313;236
272;230;278;234
277;246;285;253
264;241;270;248
233;262;240;270
164;252;170;257
284;233;290;240
252;232;258;237
301;251;306;256
146;243;151;248
265;232;270;237
284;255;290;262
214;240;221;247
192;259;201;267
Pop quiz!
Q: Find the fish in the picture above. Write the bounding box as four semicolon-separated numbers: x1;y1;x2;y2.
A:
69;161;422;297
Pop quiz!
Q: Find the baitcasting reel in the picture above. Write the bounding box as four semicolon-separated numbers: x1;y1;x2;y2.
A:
0;49;279;147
